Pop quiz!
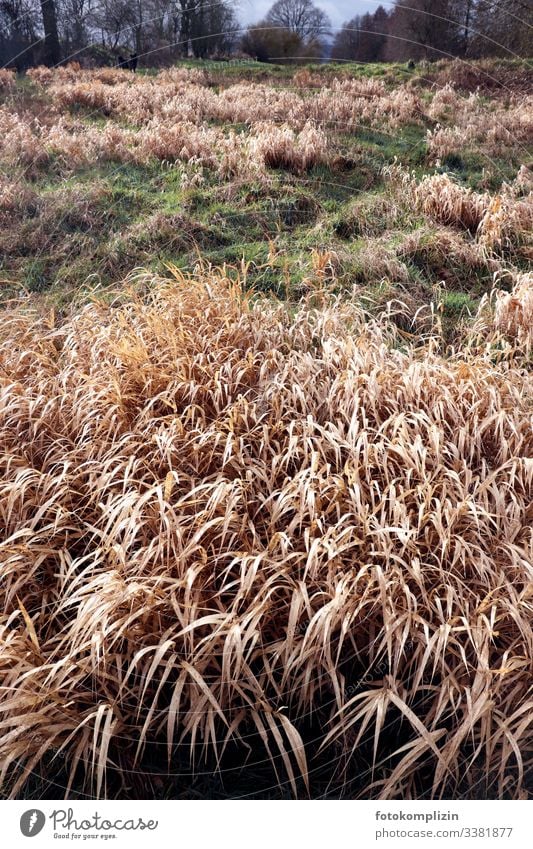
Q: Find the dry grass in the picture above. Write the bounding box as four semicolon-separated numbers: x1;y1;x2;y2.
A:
1;61;531;800
0;175;37;215
2;66;528;183
249;122;329;173
433;59;533;95
0;69;15;93
0;105;329;178
38;70;421;132
385;167;532;258
399;226;490;270
24;64;529;157
0;267;532;799
0;107;51;172
426;93;533;160
494;272;533;351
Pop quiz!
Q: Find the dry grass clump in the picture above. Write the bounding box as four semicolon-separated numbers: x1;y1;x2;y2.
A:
49;78;210;125
0;99;328;177
0;175;37;215
137;119;271;177
28;63;138;89
136;119;224;170
106;213;220;266
0;68;16;93
0;180;114;265
477;194;533;256
90;67;137;86
16;64;531;159
0;107;50;170
156;67;207;86
1;268;532;800
18;64;531;155
26;65;55;86
310;81;422;130
434;58;533;94
0;112;215;174
250;121;329;173
398;225;495;278
335;194;406;239
425;84;464;121
386;167;532;256
412;174;492;233
50;81;126;115
32;67;426;134
426;94;533;159
293;69;325;89
43;118;135;167
29;64;204;90
513;166;533;193
494;272;533;350
345;238;411;287
215;82;305;126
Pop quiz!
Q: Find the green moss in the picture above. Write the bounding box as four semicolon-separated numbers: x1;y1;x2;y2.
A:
441;291;479;315
24;259;51;293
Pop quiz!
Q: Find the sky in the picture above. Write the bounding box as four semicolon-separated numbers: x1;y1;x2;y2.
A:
239;0;381;30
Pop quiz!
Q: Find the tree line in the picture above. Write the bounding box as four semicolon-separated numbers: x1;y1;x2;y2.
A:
331;1;532;63
1;0;530;70
0;0;239;68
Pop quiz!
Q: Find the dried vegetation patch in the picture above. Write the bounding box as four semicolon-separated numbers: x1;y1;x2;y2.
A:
0;270;532;799
386;167;533;260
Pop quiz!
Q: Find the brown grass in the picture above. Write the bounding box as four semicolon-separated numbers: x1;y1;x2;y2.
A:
0;267;532;799
2;66;528;184
0;105;329;178
37;70;420;133
494;272;533;351
385;167;532;257
426;93;533;160
0;69;15;92
250;122;329;173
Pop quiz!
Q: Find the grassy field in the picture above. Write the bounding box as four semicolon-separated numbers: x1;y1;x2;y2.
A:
1;59;531;330
0;58;532;800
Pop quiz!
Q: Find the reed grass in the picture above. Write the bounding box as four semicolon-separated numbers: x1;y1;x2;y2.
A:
0;267;531;799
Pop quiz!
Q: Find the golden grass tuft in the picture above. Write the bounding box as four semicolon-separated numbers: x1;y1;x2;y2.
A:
0;268;532;799
426;93;533;159
494;272;533;350
0;68;15;92
3;66;530;182
250;121;329;173
386;167;532;257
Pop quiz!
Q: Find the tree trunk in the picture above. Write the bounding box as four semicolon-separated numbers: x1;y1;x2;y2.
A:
40;0;61;65
135;0;143;54
463;0;474;55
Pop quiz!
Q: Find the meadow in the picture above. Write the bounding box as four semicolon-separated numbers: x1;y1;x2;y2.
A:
0;58;532;799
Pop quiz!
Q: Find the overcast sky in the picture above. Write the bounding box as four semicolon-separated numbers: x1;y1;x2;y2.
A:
239;0;381;29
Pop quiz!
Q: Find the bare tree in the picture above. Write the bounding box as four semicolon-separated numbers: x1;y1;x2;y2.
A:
40;0;61;62
331;15;362;62
91;0;135;50
0;0;40;67
59;0;93;54
265;0;330;42
471;0;532;57
458;0;475;55
242;21;306;62
332;6;390;63
385;0;458;61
